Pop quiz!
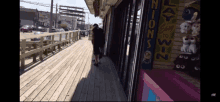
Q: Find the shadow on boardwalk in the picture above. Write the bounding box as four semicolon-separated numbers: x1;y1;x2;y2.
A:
67;56;127;101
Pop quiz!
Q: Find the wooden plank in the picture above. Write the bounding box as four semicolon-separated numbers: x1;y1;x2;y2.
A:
177;15;183;20
23;42;86;101
49;60;81;101
172;45;181;50
76;50;94;101
106;57;127;101
32;42;88;101
64;43;93;101
78;51;95;101
24;59;79;101
106;59;119;101
173;41;182;46
19;40;81;81
174;33;191;37
171;49;181;54
20;47;80;101
40;42;90;101
20;41;82;84
175;28;181;33
153;61;174;66
69;43;93;101
174;37;183;42
153;65;173;69
85;65;95;101
178;6;185;11
20;43;82;96
106;57;126;101
92;65;100;101
49;43;91;101
100;57;115;101
99;61;107;101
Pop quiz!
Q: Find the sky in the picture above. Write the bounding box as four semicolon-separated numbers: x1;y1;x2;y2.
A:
20;0;102;25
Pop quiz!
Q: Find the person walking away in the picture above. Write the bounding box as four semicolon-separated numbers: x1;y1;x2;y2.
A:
92;24;102;66
98;27;105;60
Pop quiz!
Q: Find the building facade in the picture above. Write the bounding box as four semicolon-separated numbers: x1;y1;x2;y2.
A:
85;0;200;101
20;7;78;29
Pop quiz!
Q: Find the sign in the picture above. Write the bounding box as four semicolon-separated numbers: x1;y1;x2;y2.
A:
154;0;180;62
142;0;162;70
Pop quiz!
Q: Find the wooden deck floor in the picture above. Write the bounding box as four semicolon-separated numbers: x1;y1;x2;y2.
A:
20;37;127;101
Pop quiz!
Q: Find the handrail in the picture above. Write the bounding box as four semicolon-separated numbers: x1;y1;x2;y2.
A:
20;30;82;70
20;30;80;40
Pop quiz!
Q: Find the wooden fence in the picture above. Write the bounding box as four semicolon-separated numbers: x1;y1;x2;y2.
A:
20;30;81;70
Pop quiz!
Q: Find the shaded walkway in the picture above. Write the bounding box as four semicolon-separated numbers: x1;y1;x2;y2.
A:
20;37;126;101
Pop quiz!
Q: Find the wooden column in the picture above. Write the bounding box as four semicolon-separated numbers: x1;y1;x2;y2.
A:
39;37;44;61
69;32;71;43
52;35;55;54
72;32;75;42
44;41;48;56
32;43;37;63
20;39;26;70
58;33;62;51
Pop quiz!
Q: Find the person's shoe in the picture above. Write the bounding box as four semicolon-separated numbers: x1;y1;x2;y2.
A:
94;63;98;67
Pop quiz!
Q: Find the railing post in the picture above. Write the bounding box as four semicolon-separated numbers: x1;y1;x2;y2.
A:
52;34;55;54
32;43;37;63
69;32;71;44
59;33;62;51
65;33;67;46
20;39;26;70
39;37;44;61
44;40;48;56
72;32;74;42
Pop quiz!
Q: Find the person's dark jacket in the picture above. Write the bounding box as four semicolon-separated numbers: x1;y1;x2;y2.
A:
92;27;105;48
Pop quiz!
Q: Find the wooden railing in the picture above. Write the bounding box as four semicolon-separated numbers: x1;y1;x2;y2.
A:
20;30;81;70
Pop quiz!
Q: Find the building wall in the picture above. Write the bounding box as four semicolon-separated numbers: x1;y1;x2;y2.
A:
20;11;36;21
20;19;34;26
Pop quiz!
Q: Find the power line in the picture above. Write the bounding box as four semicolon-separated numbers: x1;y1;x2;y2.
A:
20;0;89;10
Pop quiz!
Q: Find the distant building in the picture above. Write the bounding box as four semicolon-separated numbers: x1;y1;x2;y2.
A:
58;15;77;30
20;7;36;26
20;7;77;29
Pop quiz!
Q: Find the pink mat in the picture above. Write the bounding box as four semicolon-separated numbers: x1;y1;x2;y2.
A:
137;69;200;101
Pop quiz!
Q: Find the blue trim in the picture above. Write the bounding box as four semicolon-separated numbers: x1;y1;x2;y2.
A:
147;89;156;101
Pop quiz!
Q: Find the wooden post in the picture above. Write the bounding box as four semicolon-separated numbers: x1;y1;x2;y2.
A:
20;39;26;70
65;33;68;46
69;32;71;43
32;43;37;63
39;37;44;61
52;35;55;53
59;33;62;51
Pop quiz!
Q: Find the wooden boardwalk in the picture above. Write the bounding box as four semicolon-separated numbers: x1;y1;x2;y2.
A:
20;37;127;101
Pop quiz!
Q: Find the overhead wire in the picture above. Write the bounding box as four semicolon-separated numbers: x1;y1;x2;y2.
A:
20;0;89;10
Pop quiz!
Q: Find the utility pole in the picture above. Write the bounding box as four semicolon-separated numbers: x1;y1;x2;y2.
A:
36;8;39;29
55;3;57;28
49;0;53;33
